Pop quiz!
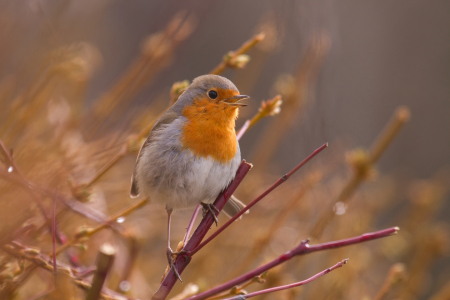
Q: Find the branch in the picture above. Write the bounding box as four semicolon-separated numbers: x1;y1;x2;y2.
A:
210;33;265;75
223;259;348;299
189;143;328;256
236;95;282;140
2;242;128;300
230;172;322;277
151;161;252;300
0;138;50;221
53;198;148;256
184;227;399;300
0;224;34;247
86;244;116;300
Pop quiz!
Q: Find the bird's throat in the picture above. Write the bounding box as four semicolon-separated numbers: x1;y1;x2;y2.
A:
181;98;238;163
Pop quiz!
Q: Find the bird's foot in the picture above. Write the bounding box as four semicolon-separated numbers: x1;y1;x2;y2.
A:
166;248;186;282
201;202;219;226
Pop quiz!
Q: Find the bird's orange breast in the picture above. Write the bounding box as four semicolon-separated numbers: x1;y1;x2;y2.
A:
181;97;238;163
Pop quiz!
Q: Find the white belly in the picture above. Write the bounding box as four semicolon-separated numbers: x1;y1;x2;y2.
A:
135;117;241;210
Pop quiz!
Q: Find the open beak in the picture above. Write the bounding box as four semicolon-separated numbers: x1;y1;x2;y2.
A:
222;95;250;107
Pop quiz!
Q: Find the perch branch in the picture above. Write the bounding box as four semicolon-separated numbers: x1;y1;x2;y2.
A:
223;259;348;299
151;162;252;300
185;227;399;300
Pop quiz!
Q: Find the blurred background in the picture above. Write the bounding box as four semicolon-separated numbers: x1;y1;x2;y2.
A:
0;0;449;299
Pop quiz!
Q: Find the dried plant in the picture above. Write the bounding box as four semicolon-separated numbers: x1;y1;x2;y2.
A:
0;6;446;300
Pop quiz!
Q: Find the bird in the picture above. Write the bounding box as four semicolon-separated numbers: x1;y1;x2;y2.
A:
130;74;249;281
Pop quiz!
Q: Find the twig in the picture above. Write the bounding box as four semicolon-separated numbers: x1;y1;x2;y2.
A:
183;205;202;245
184;227;399;300
210;33;265;75
53;198;149;256
373;263;406;300
310;106;410;238
151;162;252;300
3;242;127;300
24;288;55;300
223;259;348;299
236;95;282;140
236;120;250;141
207;273;267;300
0;224;34;246
0;138;50;220
189;143;328;256
86;244;116;300
231;172;322;277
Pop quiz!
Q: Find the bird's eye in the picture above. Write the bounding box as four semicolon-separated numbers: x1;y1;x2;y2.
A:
208;90;218;99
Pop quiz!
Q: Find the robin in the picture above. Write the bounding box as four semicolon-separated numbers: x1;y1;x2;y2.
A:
130;74;249;280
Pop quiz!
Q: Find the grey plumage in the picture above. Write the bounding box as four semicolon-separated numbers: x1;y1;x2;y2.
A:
130;74;247;217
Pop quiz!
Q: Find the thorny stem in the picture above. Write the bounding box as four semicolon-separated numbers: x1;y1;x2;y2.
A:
310;107;410;238
189;143;328;256
210;33;265;75
185;227;399;300
53;198;149;256
223;259;348;299
151;162;252;300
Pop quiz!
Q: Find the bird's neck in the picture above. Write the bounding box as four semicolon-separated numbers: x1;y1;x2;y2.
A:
181;98;238;163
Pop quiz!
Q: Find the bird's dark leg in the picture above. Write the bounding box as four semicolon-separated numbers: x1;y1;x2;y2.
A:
201;202;219;226
166;208;183;282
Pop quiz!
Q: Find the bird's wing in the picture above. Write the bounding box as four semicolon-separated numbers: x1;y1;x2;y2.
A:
130;110;179;197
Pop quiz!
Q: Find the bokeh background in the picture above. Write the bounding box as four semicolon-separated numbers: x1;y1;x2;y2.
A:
0;1;449;300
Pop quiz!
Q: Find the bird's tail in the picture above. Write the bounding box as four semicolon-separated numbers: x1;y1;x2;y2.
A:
222;195;249;219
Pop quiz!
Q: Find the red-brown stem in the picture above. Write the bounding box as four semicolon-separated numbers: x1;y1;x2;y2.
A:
151;161;252;300
189;143;328;256
223;259;348;299
186;227;398;300
236;120;250;141
183;205;201;244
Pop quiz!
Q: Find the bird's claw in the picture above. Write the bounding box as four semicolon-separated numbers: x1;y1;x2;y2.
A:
166;248;183;282
201;202;219;226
